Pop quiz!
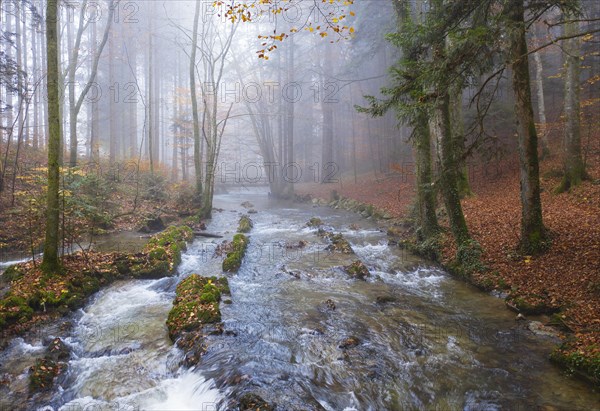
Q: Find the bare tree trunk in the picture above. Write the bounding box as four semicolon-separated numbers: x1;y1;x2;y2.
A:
32;16;39;150
321;47;334;182
109;28;117;165
557;8;586;192
41;14;49;148
284;36;295;196
171;71;179;181
21;2;29;147
42;0;62;273
15;1;25;153
533;50;549;157
147;22;154;173
506;0;547;254
190;0;202;199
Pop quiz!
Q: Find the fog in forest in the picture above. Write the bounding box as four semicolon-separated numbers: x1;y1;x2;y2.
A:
1;1;600;410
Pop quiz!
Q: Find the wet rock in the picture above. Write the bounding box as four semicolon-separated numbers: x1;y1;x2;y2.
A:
238;215;254;233
222;234;249;272
178;331;208;367
387;226;405;246
248;209;258;214
339;336;360;349
344;260;370;280
516;313;526;321
241;201;254;209
306;217;324;227
294;194;312;203
527;321;561;339
285;240;308;249
376;295;396;305
138;215;165;233
166;274;230;341
45;338;70;362
239;393;274;411
325;233;354;254
29;358;67;392
290;271;301;279
348;223;360;231
324;299;336;311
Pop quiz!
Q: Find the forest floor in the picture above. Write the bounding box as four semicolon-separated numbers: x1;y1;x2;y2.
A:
0;157;202;257
297;148;600;385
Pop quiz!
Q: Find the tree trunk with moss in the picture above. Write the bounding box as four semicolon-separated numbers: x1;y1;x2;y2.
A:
430;0;470;248
42;0;61;273
449;84;472;198
430;93;471;246
506;0;547;254
557;8;586;192
392;0;439;240
414;113;439;240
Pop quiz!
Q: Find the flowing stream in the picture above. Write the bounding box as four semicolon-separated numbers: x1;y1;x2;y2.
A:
1;189;599;410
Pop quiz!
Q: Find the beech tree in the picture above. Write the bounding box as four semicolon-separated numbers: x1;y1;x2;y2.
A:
67;0;115;166
42;0;61;273
557;3;587;192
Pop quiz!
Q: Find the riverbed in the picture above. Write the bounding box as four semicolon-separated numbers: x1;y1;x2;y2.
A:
1;188;598;410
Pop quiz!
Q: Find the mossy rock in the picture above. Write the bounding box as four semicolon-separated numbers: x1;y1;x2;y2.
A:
326;234;354;254
307;217;324;227
222;234;249;273
166;274;230;341
551;343;600;388
46;337;70;362
238;215;254;233
131;260;170;279
0;294;34;324
149;246;168;261
506;293;560;315
344;260;370;280
387;226;405;245
145;225;193;252
2;264;25;283
30;358;66;392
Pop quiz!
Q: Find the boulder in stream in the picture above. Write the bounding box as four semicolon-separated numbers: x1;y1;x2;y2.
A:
223;234;249;273
166;274;230;366
344;260;370;280
29;337;70;393
238;215;253;233
238;392;274;411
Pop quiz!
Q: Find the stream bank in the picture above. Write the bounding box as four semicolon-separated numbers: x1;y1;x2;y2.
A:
0;188;599;410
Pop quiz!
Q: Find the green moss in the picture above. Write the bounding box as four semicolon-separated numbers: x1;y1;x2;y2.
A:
146;225;193;249
149;246;168;261
551;345;600;388
223;234;249;273
344;260;370;280
2;265;24;282
506;293;559;315
238;215;254;233
166;274;230;341
0;295;34;323
30;358;63;391
326;233;354;254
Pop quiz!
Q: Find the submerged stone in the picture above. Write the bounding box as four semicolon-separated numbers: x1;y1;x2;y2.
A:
238;393;274;411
